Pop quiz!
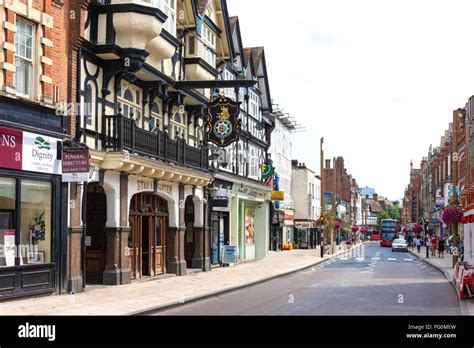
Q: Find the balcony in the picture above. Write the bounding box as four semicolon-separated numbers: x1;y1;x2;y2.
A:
103;113;208;171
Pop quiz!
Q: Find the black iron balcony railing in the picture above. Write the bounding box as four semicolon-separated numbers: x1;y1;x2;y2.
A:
103;113;208;171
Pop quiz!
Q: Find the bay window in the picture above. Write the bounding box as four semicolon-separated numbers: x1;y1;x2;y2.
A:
141;0;176;36
199;25;216;67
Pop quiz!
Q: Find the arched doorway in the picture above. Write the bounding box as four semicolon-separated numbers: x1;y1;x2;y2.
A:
184;197;195;268
85;184;107;284
129;193;168;278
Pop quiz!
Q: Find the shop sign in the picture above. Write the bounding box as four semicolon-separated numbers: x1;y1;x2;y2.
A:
237;187;267;200
157;184;173;194
0;127;22;170
213;186;232;212
22;131;61;175
295;221;315;229
284;212;294;221
435;197;445;209
62;148;90;182
137;180;154;192
271;191;284;201
206;96;241;147
222;245;238;264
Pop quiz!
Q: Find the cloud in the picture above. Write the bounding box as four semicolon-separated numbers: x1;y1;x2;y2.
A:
227;0;474;200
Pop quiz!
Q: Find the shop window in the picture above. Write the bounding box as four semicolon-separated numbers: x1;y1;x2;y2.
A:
245;207;255;245
0;178;52;267
20;180;52;264
0;178;16;268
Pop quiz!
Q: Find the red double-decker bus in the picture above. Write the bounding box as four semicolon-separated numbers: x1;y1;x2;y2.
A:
380;219;398;247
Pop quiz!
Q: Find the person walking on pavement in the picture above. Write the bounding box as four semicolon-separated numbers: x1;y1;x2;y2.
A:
431;234;437;257
425;236;431;255
438;237;445;258
408;234;413;250
415;235;421;254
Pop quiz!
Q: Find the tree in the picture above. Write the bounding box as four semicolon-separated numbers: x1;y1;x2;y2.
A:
377;204;402;226
322;210;336;243
386;204;402;224
377;210;390;226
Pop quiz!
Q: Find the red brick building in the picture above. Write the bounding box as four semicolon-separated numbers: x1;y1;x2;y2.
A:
0;0;81;300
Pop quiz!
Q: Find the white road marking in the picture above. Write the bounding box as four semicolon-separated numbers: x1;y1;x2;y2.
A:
371;257;380;260
339;257;348;260
311;268;316;271
388;258;397;261
356;258;364;261
404;258;413;261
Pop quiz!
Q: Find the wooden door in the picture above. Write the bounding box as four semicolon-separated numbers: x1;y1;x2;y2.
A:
129;216;142;279
152;216;166;275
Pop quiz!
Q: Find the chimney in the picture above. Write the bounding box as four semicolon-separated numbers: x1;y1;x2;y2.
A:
325;159;331;169
373;193;378;201
365;195;369;199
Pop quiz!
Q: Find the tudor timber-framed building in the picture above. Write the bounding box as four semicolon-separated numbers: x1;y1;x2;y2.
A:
208;16;274;265
67;0;246;292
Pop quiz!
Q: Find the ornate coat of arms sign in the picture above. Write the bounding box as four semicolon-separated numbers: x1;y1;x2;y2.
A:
206;95;241;147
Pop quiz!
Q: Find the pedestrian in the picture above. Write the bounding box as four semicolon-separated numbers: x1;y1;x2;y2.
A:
425;236;431;255
431;235;437;257
415;236;421;254
438;237;445;258
408;234;413;250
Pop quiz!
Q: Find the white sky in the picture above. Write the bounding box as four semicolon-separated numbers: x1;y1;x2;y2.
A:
227;0;474;201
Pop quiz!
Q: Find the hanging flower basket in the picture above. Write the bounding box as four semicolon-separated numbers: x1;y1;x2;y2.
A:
334;221;341;230
360;228;369;233
412;224;423;234
402;227;409;233
442;206;462;225
351;226;359;232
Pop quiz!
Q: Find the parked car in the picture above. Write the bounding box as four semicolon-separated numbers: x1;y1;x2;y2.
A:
392;238;408;252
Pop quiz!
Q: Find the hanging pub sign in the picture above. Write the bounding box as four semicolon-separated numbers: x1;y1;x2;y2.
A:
206;95;241;147
261;163;273;186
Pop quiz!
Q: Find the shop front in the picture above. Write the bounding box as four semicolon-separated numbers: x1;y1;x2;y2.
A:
71;150;211;289
0;126;67;300
210;179;232;266
270;207;284;251
283;210;295;246
228;180;271;263
294;220;317;249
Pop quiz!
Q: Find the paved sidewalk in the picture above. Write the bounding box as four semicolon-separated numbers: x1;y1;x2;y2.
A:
408;246;474;315
0;243;365;316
